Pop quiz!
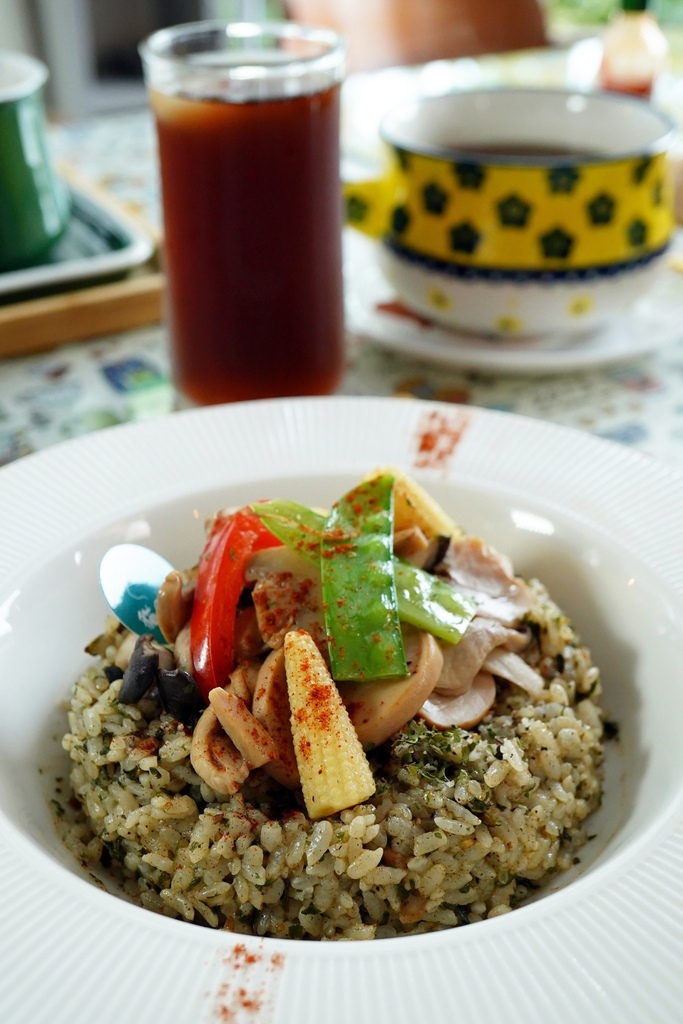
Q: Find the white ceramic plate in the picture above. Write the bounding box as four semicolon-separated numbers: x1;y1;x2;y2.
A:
2;396;683;1024
344;230;683;374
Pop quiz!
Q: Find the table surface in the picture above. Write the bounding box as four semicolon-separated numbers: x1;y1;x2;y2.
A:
2;42;683;472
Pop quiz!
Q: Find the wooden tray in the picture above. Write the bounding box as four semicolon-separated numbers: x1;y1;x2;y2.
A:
0;163;163;360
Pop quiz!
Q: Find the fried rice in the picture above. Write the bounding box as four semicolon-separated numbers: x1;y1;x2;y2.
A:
60;577;604;940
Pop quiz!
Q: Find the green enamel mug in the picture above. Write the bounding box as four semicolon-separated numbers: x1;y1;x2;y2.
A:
0;50;69;273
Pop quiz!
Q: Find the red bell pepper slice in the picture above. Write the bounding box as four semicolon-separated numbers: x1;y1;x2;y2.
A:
190;509;281;702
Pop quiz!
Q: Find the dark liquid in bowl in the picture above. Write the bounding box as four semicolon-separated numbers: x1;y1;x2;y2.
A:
450;143;600;158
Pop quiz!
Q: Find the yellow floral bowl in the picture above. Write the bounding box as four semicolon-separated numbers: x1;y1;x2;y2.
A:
344;88;676;337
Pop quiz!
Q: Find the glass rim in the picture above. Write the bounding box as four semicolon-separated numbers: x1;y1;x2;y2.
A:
139;20;347;79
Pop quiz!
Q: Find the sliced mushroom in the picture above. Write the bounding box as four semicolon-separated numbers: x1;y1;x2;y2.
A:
190;706;250;796
435;619;530;697
208;688;278;769
173;621;192;673
119;634;174;704
419;535;451;573
339;628;444;749
394;526;429;561
419;671;496;730
245;546;327;651
439;536;533;627
252;647;300;789
156;569;195;643
482;649;544;698
394;527;450;573
157;668;205;727
234;605;268;660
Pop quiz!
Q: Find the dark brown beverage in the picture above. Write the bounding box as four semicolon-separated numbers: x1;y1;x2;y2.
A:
151;83;344;405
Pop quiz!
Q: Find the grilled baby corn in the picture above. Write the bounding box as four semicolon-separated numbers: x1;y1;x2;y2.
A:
283;629;376;819
363;466;463;540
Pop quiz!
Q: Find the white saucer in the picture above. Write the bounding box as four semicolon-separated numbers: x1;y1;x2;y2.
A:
344;230;683;374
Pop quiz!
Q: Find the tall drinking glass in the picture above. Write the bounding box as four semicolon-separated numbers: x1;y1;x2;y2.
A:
140;22;346;406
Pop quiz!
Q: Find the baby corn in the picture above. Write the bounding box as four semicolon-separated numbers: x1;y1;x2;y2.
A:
283;630;375;819
363;466;463;540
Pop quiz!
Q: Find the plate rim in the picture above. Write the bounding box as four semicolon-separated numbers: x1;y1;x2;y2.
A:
2;395;683;1024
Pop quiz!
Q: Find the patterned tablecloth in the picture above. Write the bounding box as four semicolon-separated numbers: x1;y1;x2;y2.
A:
2;43;683;470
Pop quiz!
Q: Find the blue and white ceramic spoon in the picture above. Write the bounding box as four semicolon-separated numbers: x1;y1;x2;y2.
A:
99;543;173;644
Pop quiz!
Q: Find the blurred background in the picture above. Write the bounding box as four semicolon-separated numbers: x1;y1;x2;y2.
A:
0;1;283;118
1;0;682;120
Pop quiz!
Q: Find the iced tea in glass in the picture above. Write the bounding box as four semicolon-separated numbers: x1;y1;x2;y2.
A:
140;22;346;405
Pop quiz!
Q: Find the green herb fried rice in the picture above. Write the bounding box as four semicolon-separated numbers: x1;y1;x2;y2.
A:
61;577;604;940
